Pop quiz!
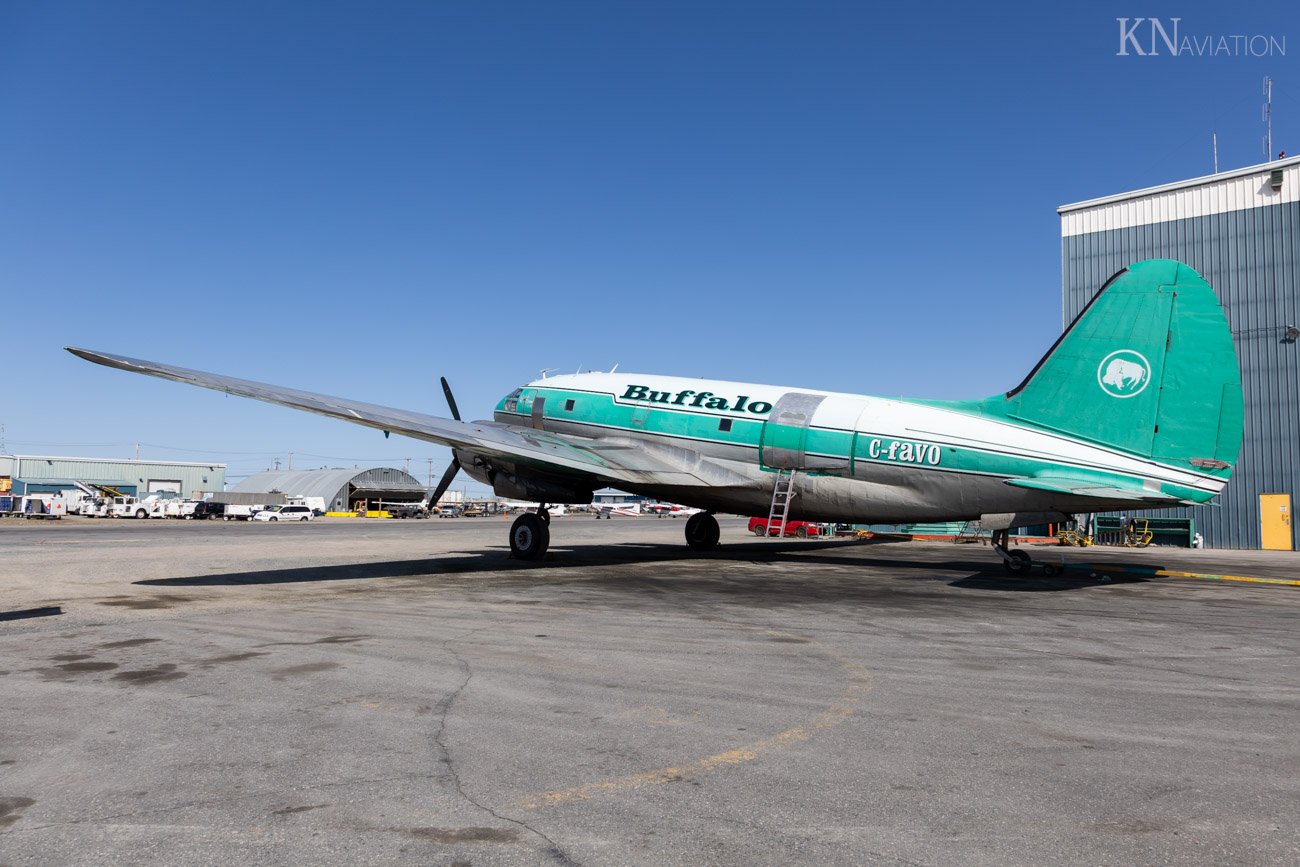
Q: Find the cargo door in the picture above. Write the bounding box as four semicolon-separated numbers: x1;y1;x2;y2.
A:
760;393;825;469
1260;494;1293;551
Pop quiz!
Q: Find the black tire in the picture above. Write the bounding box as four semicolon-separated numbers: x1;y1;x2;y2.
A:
795;526;808;538
135;509;147;519
1041;563;1060;577
510;513;550;560
753;525;767;537
300;516;309;522
269;516;278;523
1002;549;1031;574
685;512;720;551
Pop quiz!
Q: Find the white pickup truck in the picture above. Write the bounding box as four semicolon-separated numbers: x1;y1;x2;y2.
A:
222;503;272;521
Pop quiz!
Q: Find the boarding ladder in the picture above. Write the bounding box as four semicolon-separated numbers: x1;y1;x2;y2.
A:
766;469;797;537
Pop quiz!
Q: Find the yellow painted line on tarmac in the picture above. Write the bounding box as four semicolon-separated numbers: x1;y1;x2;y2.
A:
1076;563;1300;587
519;630;872;810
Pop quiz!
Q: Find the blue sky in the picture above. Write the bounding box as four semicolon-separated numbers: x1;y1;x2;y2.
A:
2;1;1294;490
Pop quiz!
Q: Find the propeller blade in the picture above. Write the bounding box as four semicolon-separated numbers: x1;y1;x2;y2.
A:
440;376;461;421
427;457;461;510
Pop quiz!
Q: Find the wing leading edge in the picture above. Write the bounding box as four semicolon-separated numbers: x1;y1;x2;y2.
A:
65;347;718;489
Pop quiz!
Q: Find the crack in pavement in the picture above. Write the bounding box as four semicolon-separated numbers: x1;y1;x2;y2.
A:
432;627;580;866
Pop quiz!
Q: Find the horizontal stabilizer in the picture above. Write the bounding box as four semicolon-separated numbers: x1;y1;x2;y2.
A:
1003;476;1190;504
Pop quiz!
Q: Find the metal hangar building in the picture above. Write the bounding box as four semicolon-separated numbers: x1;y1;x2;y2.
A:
233;467;427;513
1058;155;1299;550
0;454;225;498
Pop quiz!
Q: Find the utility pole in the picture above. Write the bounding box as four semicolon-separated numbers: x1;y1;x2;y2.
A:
134;442;140;461
288;451;293;471
427;457;433;487
273;458;281;471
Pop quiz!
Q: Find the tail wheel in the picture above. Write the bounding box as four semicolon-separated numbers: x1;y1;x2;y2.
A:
685;512;720;551
510;513;550;560
1002;549;1031;574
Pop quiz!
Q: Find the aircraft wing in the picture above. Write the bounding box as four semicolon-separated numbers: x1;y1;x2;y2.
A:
66;348;746;489
1003;476;1192;505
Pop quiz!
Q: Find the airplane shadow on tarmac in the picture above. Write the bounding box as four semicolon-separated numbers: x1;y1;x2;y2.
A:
135;538;1148;596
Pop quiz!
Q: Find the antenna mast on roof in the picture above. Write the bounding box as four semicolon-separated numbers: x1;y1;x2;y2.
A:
1263;76;1273;160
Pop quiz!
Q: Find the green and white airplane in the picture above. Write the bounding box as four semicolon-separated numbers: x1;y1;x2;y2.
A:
68;259;1242;572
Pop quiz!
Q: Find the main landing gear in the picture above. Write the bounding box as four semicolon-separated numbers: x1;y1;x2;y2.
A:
990;529;1060;577
509;506;721;560
684;512;720;551
509;506;551;560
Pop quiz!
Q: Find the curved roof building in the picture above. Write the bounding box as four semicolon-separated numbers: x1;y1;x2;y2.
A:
233;467;426;512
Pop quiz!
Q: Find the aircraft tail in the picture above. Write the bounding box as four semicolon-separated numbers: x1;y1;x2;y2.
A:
991;259;1243;485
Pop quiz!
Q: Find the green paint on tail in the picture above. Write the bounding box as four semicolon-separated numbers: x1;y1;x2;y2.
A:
983;259;1243;480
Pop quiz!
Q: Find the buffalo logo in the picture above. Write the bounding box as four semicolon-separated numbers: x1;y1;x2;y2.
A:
1097;349;1152;399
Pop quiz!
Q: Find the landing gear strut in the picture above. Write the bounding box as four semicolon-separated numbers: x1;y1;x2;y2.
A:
991;529;1031;575
510;507;550;560
684;512;720;551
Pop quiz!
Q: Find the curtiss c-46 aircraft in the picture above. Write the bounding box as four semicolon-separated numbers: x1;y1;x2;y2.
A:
69;259;1242;573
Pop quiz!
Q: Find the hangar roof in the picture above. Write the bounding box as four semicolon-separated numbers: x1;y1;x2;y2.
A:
233;467;425;500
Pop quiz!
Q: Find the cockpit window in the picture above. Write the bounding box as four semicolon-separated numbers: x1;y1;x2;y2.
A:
503;387;524;413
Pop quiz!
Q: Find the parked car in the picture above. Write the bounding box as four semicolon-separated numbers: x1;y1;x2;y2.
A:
192;501;226;520
747;517;824;538
253;504;314;522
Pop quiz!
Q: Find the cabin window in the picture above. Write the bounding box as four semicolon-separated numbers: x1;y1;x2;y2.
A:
565;399;575;412
718;418;733;432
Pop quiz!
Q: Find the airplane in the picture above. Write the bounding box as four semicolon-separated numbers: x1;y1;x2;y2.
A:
67;259;1242;574
644;502;703;518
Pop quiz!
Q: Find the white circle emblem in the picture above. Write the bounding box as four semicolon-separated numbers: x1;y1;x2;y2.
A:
1097;349;1152;399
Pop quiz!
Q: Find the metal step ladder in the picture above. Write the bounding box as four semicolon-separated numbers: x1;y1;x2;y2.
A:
766;469;797;537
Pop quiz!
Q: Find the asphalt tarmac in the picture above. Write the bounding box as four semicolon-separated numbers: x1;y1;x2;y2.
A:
1;516;1298;865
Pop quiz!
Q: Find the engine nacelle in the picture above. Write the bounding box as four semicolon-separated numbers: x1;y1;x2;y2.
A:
492;472;592;505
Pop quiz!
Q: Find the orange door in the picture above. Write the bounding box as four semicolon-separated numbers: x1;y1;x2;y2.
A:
1259;494;1293;551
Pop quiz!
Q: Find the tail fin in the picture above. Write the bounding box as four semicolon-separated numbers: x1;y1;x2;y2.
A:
995;259;1242;474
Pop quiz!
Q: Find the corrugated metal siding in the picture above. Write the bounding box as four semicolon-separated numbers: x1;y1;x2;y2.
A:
1061;200;1299;549
2;456;225;498
1061;157;1300;236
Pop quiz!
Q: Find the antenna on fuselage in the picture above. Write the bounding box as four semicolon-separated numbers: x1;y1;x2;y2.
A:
610;363;618;373
540;367;558;379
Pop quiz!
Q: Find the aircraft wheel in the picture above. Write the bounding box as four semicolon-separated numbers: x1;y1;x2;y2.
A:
1041;563;1060;577
510;513;549;560
685;512;720;551
1002;549;1031;574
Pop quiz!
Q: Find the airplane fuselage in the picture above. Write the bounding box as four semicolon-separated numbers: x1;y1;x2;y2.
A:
485;373;1224;524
